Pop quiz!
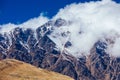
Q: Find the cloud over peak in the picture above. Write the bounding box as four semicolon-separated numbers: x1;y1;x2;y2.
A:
50;0;120;57
0;14;49;33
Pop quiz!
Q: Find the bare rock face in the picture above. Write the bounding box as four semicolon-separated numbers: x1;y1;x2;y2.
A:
0;19;120;80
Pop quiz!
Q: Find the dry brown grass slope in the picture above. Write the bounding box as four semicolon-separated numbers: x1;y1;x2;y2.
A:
0;59;74;80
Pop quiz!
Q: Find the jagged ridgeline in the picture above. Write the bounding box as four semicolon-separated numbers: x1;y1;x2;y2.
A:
0;18;120;80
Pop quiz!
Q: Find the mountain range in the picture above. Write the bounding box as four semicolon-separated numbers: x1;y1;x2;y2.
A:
0;18;120;80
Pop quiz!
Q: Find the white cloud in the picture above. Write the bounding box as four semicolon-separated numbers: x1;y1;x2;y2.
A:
20;14;49;29
0;14;49;33
102;0;112;3
48;0;120;57
108;38;120;57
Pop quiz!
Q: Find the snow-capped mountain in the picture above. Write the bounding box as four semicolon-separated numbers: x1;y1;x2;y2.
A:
0;18;119;80
1;0;120;80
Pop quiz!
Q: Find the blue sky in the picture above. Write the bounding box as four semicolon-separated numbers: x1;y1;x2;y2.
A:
0;0;119;24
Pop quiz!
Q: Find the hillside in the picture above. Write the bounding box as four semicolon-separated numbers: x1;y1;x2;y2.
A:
0;59;73;80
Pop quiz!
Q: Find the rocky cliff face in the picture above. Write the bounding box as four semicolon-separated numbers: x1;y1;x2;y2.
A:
0;18;120;80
